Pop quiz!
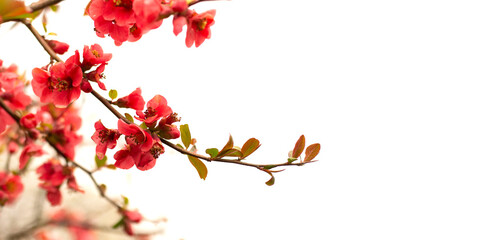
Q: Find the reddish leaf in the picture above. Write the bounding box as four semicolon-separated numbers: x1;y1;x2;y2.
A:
304;143;321;162
188;155;207;180
292;135;305;158
217;135;233;157
241;138;260;159
0;0;30;22
217;148;242;158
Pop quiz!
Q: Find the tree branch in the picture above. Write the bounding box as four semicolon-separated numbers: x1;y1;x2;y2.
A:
17;15;314;178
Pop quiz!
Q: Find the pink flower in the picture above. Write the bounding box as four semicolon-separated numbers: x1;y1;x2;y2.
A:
114;88;145;111
91;120;121;159
19;143;44;169
32;55;83;107
135;94;173;125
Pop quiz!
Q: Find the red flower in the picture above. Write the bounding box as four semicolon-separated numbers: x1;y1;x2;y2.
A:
118;119;152;151
133;0;163;34
19;143;44;169
20;113;38;129
0;171;24;206
173;9;216;47
135;94;173;125
81;44;112;70
91;120;121;159
88;0;136;45
114;87;145;111
93;16;130;46
32;54;83;107
121;209;142;236
47;40;70;55
36;159;81;206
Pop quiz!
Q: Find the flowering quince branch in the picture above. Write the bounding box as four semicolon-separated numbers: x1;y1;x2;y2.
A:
0;0;321;237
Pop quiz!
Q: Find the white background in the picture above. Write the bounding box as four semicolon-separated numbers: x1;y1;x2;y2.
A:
1;0;490;239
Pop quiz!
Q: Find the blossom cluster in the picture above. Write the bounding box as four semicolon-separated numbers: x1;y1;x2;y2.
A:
36;158;83;206
86;0;216;47
0;60;31;133
93;92;181;171
32;43;111;107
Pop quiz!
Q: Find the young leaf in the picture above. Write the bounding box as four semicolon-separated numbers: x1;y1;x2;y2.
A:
188;155;208;180
265;173;275;186
122;195;129;206
241;138;260;159
206;148;219;158
292;135;305;158
109;89;118;100
304;143;321;162
217;135;233;156
180;124;191;149
112;217;125;229
124;113;134;123
0;0;30;22
95;155;107;168
217;148;243;158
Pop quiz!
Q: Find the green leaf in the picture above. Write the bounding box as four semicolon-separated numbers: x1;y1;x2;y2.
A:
304;143;321;162
206;148;219;158
180;124;191;149
95;155;107;168
112;217;125;229
42;13;47;32
265;173;275;186
124;113;134;123
176;143;184;149
109;89;118;100
287;157;298;163
292;135;305;158
49;5;58;12
188;155;208;180
122;195;129;206
241;138;260;159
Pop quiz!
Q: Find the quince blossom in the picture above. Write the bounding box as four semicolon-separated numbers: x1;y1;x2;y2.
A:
36;159;83;206
32;54;83;107
0;171;23;206
91;120;121;159
114;87;145;111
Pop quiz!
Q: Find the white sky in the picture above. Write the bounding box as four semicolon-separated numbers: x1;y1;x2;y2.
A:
1;0;490;239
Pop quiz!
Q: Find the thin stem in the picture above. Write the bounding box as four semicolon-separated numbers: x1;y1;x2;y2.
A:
29;0;64;12
21;19;62;62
